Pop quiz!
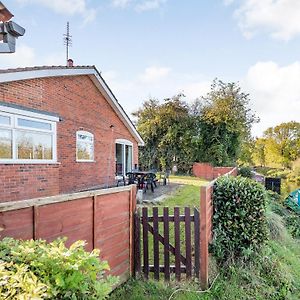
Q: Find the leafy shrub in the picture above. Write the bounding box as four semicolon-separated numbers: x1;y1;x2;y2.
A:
212;176;268;262
0;261;49;299
238;166;252;178
0;238;117;299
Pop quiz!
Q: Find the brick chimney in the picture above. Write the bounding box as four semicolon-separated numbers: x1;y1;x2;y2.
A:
67;58;73;67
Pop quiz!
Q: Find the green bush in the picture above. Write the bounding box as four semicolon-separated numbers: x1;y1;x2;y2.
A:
212;176;268;262
0;261;49;299
238;166;253;178
0;238;117;299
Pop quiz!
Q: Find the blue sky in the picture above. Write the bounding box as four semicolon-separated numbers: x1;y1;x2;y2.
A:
1;0;300;136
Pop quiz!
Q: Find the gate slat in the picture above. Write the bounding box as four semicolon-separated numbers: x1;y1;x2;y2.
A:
163;207;170;281
174;207;181;281
153;207;159;280
142;207;149;279
185;207;192;278
194;208;200;278
134;209;141;276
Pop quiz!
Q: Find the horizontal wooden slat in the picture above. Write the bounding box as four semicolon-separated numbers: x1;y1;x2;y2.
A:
147;265;187;273
146;215;195;222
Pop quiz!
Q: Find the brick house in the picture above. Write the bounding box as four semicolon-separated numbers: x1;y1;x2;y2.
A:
0;65;144;203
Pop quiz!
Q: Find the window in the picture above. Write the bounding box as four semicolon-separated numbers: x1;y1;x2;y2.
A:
76;131;94;162
0;106;57;163
115;139;133;176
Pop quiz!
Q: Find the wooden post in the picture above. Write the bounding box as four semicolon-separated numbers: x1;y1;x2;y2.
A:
33;205;39;240
129;185;137;275
93;195;97;249
200;185;209;289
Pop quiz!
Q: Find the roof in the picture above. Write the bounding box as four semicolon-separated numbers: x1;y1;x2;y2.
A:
0;65;144;146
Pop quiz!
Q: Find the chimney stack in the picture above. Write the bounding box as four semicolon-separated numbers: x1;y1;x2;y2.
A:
67;58;73;67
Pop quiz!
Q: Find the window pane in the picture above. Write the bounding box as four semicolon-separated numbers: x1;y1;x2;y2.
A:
0;129;12;159
125;145;132;173
17;131;52;160
116;143;123;175
77;141;94;160
0;115;10;125
18;118;52;130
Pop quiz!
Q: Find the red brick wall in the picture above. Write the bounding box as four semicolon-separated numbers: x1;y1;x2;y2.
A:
193;162;235;180
0;75;139;202
0;186;136;280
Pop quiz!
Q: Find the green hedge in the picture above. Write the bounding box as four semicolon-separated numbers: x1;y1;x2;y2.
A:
0;238;117;299
212;176;268;262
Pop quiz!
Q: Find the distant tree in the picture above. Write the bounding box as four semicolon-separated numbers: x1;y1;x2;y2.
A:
262;121;300;168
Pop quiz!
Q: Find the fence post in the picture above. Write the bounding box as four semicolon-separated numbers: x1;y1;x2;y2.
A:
129;185;137;275
200;185;209;289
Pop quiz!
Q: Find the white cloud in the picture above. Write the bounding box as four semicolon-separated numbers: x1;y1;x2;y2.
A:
139;66;171;83
111;0;132;8
17;0;96;23
242;61;300;136
0;44;36;68
0;43;65;68
227;0;300;41
135;0;167;12
110;0;167;12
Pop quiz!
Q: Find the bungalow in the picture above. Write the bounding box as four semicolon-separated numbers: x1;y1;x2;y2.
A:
0;64;144;202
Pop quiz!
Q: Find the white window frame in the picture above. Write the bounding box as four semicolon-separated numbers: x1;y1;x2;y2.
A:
115;139;134;176
76;130;95;162
0;105;58;164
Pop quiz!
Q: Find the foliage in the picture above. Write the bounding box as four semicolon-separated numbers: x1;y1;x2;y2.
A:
133;95;195;172
134;79;258;171
211;176;268;262
0;261;49;299
244;121;300;169
0;237;117;299
267;191;300;239
238;166;252;178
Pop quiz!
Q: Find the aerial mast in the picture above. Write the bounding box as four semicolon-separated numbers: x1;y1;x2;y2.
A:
63;22;72;65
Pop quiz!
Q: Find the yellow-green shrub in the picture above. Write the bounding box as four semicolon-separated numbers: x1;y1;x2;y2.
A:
0;238;118;299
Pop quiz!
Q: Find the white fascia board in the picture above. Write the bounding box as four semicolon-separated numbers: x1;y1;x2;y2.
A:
0;67;145;146
0;68;93;83
90;72;144;146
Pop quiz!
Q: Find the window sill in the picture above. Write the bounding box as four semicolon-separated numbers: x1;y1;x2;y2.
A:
76;160;96;163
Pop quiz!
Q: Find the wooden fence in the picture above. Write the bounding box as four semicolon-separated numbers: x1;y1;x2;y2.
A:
0;185;137;283
134;206;200;281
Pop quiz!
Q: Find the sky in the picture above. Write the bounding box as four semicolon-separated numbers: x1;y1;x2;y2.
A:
1;0;300;137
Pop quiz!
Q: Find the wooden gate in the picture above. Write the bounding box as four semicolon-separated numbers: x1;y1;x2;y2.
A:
134;206;200;281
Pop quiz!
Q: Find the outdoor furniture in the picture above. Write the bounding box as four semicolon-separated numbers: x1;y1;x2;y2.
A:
126;170;157;193
115;175;126;187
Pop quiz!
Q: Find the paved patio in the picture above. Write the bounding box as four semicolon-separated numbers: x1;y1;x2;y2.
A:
141;182;182;203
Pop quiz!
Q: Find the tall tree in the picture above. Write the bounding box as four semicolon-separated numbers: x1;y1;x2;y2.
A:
192;79;258;166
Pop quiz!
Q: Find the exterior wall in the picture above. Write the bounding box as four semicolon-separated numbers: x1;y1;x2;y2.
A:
193;162;236;180
0;185;136;280
0;75;139;202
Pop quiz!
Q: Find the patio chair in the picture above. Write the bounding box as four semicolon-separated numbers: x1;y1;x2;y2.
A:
115;175;126;187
